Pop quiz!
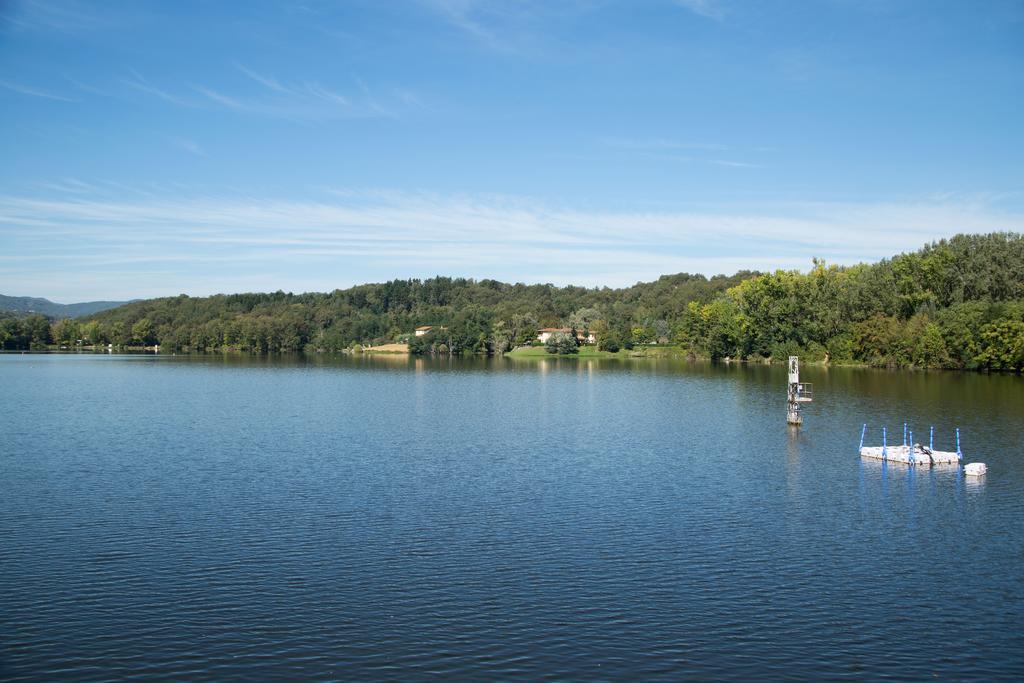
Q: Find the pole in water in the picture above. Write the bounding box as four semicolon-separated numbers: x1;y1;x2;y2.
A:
930;426;934;451
903;422;907;447
859;423;867;450
956;428;962;462
882;426;888;460
909;429;915;465
786;356;803;426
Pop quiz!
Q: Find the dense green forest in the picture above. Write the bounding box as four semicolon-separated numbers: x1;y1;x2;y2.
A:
2;233;1023;371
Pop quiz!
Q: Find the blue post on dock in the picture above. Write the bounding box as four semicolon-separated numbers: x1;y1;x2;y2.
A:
930;426;934;451
859;423;867;450
956;428;962;462
909;429;915;465
903;422;907;447
882;426;888;460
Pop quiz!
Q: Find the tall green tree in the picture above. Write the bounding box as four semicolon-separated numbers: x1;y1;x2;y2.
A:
974;319;1024;371
545;331;579;355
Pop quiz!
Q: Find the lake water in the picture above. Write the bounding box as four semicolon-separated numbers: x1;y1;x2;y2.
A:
2;353;1023;680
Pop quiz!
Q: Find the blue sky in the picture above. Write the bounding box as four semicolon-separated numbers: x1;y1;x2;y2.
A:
1;0;1022;301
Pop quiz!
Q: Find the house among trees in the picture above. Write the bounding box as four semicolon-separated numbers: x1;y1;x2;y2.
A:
414;326;434;336
537;328;596;344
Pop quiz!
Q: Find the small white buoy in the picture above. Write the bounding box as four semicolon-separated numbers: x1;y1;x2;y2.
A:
964;462;987;477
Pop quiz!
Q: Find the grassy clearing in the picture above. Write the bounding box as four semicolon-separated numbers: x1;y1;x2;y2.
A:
363;343;410;354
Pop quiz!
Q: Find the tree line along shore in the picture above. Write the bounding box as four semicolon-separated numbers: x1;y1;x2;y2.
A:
2;233;1023;372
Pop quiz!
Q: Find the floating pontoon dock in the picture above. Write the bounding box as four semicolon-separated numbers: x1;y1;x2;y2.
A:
858;424;963;467
859;444;961;466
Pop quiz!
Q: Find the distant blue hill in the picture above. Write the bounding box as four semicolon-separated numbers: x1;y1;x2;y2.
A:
0;294;131;319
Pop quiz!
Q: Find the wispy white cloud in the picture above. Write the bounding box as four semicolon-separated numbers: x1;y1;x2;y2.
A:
306;83;350;106
673;0;727;21
602;137;766;169
188;82;332;120
172;138;209;158
155;65;406;120
710;159;762;168
34;178;97;194
116;65;411;121
236;63;352;107
1;186;1021;300
420;0;726;56
392;87;423;107
423;0;502;48
4;0;116;34
416;0;568;56
192;84;245;110
235;63;290;93
123;71;192;106
0;79;76;102
64;76;109;96
602;137;729;152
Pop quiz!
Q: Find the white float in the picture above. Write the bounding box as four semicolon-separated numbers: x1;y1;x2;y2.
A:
964;462;987;477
